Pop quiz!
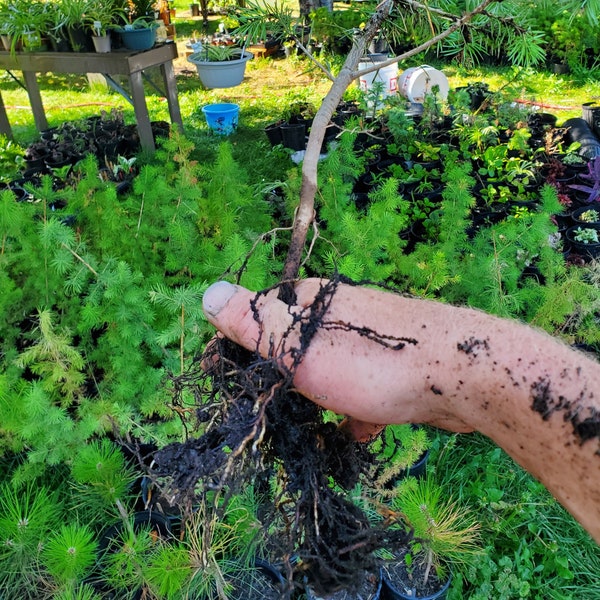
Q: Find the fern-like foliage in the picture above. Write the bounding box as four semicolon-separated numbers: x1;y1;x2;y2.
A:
15;309;85;408
312;131;411;282
150;282;210;374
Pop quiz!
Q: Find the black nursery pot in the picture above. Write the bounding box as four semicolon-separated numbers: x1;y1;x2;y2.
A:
264;120;284;146
228;557;287;599
570;205;600;225
92;511;175;599
404;448;429;479
97;510;174;553
2;182;28;202
305;569;383;599
565;224;600;260
280;122;306;151
67;24;95;52
382;573;451;600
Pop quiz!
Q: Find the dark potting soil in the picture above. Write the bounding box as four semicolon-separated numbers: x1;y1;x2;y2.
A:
530;375;600;447
308;569;381;599
382;549;448;598
151;278;412;595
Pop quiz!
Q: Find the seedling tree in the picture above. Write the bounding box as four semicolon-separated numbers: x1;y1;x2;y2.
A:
238;0;505;287
151;0;564;595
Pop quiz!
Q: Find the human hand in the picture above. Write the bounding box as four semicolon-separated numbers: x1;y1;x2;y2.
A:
202;278;600;541
202;279;474;439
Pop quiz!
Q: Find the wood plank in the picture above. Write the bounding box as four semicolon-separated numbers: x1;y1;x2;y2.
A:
22;70;48;131
129;70;154;151
0;44;178;75
161;60;183;131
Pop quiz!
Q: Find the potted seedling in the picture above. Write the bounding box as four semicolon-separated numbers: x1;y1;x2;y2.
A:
565;224;600;259
114;0;159;50
572;206;600;224
569;155;600;203
2;0;53;53
59;0;96;51
45;0;71;51
568;225;600;244
84;0;126;53
371;424;431;489
115;15;158;50
381;477;480;599
412;140;444;171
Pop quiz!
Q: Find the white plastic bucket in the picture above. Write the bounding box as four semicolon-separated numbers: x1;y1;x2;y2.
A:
358;56;398;107
398;65;449;103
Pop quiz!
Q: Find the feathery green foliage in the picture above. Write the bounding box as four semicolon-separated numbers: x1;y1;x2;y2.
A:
15;309;85;407
313;131;411;281
42;523;98;585
0;481;61;593
71;439;136;510
392;476;481;579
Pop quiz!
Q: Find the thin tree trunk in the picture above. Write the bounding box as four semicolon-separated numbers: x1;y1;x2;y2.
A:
298;0;316;18
279;0;394;302
280;0;497;302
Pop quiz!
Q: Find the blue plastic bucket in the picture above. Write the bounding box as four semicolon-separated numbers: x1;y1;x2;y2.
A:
202;103;240;135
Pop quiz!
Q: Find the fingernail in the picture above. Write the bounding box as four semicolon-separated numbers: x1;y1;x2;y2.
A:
203;281;237;317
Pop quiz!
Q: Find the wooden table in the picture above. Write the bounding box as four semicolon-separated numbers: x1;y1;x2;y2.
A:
0;44;183;151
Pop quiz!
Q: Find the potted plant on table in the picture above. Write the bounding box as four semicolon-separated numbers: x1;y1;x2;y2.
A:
0;0;12;51
187;43;254;89
115;15;159;50
84;0;126;53
45;0;71;51
114;0;159;51
1;0;53;53
60;0;96;51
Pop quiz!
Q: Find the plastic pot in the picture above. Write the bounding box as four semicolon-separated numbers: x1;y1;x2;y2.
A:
571;205;600;225
563;118;600;160
116;26;157;51
92;34;111;53
382;574;451;599
264;120;284;146
187;51;253;89
305;569;382;599
202;103;240;135
280;122;306;151
565;224;600;259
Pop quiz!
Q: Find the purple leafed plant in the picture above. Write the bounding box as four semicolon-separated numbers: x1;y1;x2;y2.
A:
569;155;600;203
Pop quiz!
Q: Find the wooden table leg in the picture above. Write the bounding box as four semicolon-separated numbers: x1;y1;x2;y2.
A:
160;59;183;133
22;71;48;132
0;91;12;139
129;70;155;152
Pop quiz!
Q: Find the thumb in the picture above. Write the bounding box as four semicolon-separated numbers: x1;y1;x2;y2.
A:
203;281;388;442
202;281;292;357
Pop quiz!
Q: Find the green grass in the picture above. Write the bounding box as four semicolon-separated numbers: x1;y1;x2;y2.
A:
430;432;600;599
4;53;600;147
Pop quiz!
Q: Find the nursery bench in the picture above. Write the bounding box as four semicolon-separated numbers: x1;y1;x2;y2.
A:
0;44;183;151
